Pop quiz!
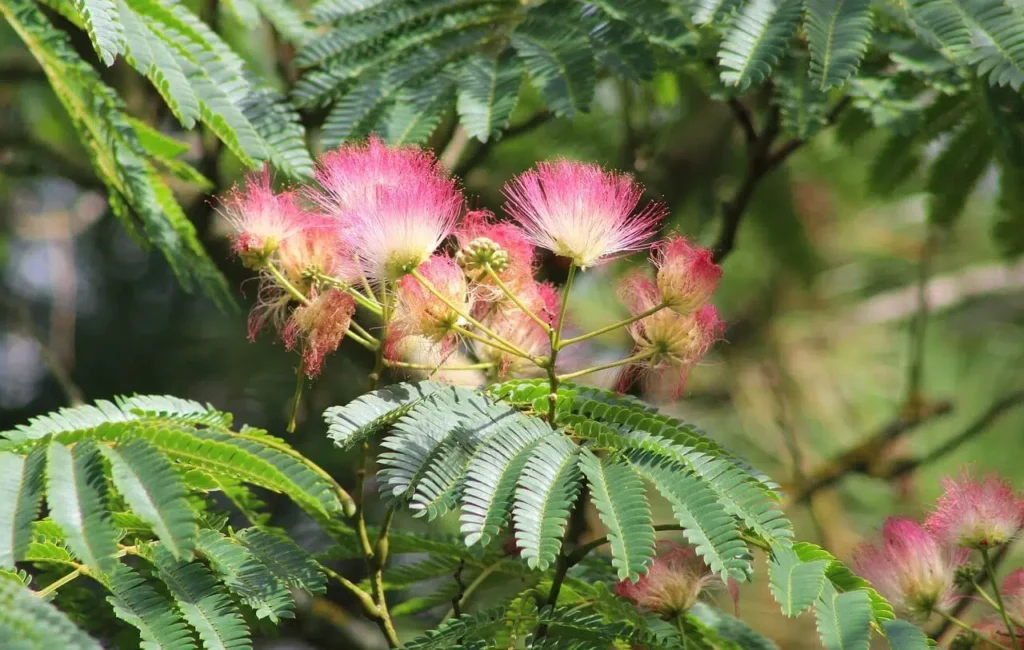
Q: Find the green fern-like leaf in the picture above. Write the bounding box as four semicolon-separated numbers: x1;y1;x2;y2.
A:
805;0;873;89
250;0;313;44
116;0;199;128
73;0;125;65
324;381;444;450
964;0;1024;91
881;619;931;649
459;420;551;548
768;545;830;616
692;0;741;24
107;563;196;650
101;439;197;561
148;545;251;650
589;19;657;81
815;581;872;650
0;579;102;649
384;71;456;145
792;542;896;624
457;50;523;142
45;441;119;576
689;603;780;649
195;530;294;622
718;0;803;89
512;11;595;118
239;82;315;180
512;435;582;571
626;450;752;581
233;528;326;594
902;0;973;63
402;606;508;650
926;116;993;227
578;449;655;582
775;59;829;138
0;450;45;568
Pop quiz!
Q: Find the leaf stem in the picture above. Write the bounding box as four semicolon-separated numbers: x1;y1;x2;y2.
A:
410;268;532;359
483;264;552;333
287;360;304;434
321;565;380;618
265;262;310;306
984;548;1021;650
546;265;576;425
558;302;668;348
442;559;503;621
556;349;657;382
940;610;1012;650
35;564;88;598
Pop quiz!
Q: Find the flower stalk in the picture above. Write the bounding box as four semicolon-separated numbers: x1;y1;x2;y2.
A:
984;548;1022;650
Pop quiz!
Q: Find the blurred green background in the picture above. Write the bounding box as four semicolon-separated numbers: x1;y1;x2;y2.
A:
3;64;1023;647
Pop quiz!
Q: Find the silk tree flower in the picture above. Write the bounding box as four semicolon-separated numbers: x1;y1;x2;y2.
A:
853;517;969;617
277;224;362;289
925;471;1024;550
617;272;724;396
502;160;664;269
477;281;559;377
281;289;356;377
221;169;309;265
455;210;536;292
1004;569;1024;623
615;542;721;617
653;236;721;314
311;137;463;282
392;255;473;350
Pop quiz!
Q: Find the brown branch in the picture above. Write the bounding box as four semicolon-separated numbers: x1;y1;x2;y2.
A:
712;95;851;263
786;400;953;504
887;391;1024;480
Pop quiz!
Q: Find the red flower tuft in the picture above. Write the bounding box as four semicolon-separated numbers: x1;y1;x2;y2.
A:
925;471;1024;550
281;289;356;377
220;168;310;261
652;236;721;314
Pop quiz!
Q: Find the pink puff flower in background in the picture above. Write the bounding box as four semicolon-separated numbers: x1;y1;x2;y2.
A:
502;160;664;269
852;517;969;617
925;471;1024;550
1003;569;1024;624
615;542;726;618
653;236;722;315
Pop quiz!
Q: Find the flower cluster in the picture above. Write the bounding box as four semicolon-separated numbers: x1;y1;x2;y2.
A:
220;138;724;394
854;470;1024;647
614;542;731;618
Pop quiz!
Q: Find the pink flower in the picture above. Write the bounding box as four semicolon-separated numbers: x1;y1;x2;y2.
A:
277;224;361;288
455;210;536;292
1004;569;1024;623
392;255;472;349
281;289;356;377
477;281;558;378
972;619;1023;650
311;137;462;282
221;169;309;263
617;272;724;397
925;471;1024;550
502;160;664;269
653;237;721;314
615;542;721;617
853;517;969;616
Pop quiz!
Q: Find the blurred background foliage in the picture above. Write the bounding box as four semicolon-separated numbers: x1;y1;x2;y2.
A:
3;11;1024;646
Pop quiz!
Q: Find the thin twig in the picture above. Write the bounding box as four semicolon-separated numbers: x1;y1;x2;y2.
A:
451;559;466;618
905;228;939;415
727;98;758;146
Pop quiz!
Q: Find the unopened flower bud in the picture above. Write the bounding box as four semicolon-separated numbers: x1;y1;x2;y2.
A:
950;631;979;650
392;255;473;346
455;237;510;274
953;563;979;588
